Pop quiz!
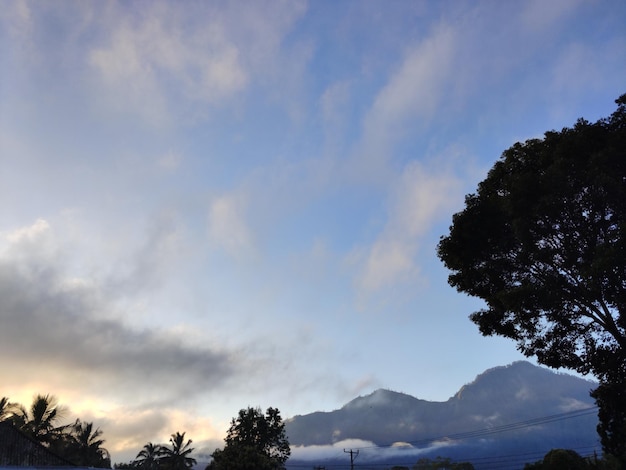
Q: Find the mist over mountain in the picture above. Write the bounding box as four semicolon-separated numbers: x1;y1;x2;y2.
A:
285;362;600;469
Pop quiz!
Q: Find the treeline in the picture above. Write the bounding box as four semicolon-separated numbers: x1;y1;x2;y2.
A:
116;406;292;470
5;394;620;470
1;394;110;467
115;432;196;470
0;394;197;470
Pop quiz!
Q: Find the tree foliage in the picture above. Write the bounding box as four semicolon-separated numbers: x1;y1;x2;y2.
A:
437;95;626;459
522;448;623;469
590;382;626;462
413;456;475;469
12;394;68;446
0;394;111;468
162;432;196;470
134;442;167;470
209;407;290;470
63;419;112;467
1;394;201;470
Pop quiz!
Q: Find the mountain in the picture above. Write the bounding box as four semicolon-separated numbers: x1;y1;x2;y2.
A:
285;362;600;469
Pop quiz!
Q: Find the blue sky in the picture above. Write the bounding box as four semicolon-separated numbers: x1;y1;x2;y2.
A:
1;0;625;463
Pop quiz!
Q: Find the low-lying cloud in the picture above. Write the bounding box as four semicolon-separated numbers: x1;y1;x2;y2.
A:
290;438;457;465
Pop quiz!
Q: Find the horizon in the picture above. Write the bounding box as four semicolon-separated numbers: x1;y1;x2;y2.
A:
2;360;599;464
1;0;624;464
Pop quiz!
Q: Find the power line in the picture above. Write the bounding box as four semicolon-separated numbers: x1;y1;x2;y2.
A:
350;405;598;450
288;443;602;469
287;406;600;469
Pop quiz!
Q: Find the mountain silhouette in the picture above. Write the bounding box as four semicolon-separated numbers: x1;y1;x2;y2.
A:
286;362;600;469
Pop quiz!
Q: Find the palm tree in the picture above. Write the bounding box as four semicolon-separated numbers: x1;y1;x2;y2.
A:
134;442;166;470
15;394;68;445
162;432;196;470
0;397;19;422
66;419;111;468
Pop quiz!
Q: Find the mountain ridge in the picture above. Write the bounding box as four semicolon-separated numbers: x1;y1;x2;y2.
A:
285;361;600;469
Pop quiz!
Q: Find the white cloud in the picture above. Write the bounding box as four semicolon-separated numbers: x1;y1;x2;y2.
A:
0;0;32;40
550;41;621;95
357;25;456;178
321;80;352;128
207;194;254;258
357;239;417;293
4;218;50;243
88;6;247;125
290;438;455;464
520;0;583;32
157;151;183;171
87;1;307;125
353;161;461;295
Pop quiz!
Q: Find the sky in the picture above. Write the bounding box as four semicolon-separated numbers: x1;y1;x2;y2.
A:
1;0;625;464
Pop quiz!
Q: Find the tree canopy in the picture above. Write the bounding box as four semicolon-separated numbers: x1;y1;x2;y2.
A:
161;432;196;470
413;457;475;469
208;407;290;470
134;442;167;470
437;94;626;459
0;394;110;468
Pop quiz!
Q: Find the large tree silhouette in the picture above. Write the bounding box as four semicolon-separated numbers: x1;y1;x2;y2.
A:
438;95;626;461
209;407;290;470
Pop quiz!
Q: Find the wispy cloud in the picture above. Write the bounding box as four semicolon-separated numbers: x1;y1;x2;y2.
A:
356;25;456;181
88;5;247;125
207;194;254;259
351;161;461;300
86;1;307;125
520;0;583;32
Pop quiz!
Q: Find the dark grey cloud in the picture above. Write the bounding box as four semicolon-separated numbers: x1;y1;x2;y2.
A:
0;223;240;404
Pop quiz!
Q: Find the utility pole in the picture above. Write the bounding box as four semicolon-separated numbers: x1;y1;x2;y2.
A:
344;448;359;470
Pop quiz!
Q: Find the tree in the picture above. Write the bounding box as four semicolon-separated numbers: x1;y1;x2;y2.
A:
209;407;290;470
437;95;626;460
64;419;111;468
162;432;196;470
413;457;474;469
114;463;138;469
14;394;68;446
134;442;167;470
590;383;626;462
0;397;20;423
523;449;589;469
209;446;275;470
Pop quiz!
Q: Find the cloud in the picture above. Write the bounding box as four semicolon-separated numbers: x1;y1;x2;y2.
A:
207;194;254;259
352;161;461;296
157;151;183;171
320;80;352;138
290;438;456;464
356;25;456;179
0;0;33;42
85;1;307;125
0;218;350;463
550;40;626;97
520;0;583;32
87;3;248;124
0;220;241;404
5;217;50;244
